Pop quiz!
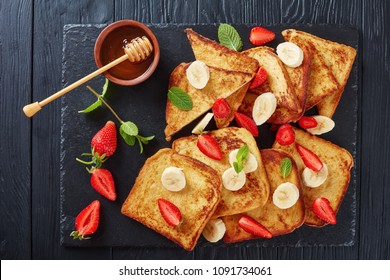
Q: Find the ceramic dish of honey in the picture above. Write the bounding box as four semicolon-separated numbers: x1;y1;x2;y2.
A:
94;20;160;86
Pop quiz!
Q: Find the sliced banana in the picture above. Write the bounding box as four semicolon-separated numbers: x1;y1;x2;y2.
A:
222;167;246;191
276;42;304;68
252;92;277;126
186;60;210;89
202;218;226;243
228;149;258;173
306;115;335;135
272;182;300;209
191;112;214;135
161;166;186;192
302;163;328;188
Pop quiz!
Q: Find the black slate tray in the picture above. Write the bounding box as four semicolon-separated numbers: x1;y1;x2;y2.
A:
60;24;359;248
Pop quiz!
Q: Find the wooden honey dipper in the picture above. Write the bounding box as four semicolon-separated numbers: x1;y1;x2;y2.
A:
23;36;153;117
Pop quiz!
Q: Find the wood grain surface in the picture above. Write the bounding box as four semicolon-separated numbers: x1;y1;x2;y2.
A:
1;0;389;259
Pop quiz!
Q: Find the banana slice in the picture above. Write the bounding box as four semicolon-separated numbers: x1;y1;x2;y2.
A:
302;163;328;188
252;92;277;126
202;218;226;243
222;167;246;191
191;112;214;135
276;42;304;68
306;115;335;135
186;60;210;89
161;166;186;192
272;182;300;209
228;149;258;173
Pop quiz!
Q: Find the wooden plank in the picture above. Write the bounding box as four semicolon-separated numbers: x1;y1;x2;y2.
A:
360;0;390;259
114;0;164;22
31;0;114;259
0;0;32;259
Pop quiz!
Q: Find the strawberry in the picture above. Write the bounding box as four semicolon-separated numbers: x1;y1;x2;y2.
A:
212;98;231;118
298;116;318;129
234;112;259;137
89;168;116;201
249;27;275;46
238;215;272;238
197;134;223;160
312;197;337;224
70;200;100;240
158;198;182;226
249;67;268;89
275;124;295;145
296;143;323;172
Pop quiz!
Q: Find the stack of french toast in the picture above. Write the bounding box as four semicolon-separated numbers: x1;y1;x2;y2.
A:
121;27;356;251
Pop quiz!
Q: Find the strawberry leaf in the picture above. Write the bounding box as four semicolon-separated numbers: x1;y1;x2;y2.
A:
218;23;243;51
168;87;193;110
280;158;292;178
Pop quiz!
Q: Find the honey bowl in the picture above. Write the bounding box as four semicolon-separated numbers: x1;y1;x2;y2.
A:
94;20;160;86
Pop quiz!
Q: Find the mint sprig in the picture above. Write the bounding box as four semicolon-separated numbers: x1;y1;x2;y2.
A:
233;145;249;173
280;158;292;178
78;79;109;113
218;23;243;52
168;86;193;110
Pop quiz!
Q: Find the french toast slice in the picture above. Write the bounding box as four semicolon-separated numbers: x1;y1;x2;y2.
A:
243;46;300;113
273;127;353;227
283;29;356;117
222;149;305;243
185;28;258;128
164;62;253;141
172;127;270;218
121;148;221;251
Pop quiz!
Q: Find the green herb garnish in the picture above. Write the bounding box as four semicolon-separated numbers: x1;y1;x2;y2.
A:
233;145;249;173
79;79;109;113
168;86;193;110
280;158;292;178
218;23;243;51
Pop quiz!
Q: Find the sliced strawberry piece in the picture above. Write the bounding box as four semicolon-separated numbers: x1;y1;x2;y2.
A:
249;67;268;89
90;168;116;201
212;98;231;118
298;116;318;129
249;27;275;46
312;197;337;224
238;215;272;238
197;134;223;160
276;124;295;145
296;143;323;172
234;112;259;137
70;200;100;240
158;198;182;226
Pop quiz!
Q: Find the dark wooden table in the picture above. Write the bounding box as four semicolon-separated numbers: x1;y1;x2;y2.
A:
1;0;389;260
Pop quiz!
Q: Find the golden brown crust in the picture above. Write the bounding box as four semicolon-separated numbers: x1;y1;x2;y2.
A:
222;149;305;243
272;127;353;227
172;127;270;218
121;148;221;251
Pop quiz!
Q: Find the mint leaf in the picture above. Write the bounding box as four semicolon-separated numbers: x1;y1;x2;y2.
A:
120;121;139;136
101;78;109;97
138;135;155;144
218;23;243;51
120;129;136;146
280;158;292;178
79;79;110;113
233;162;244;174
168;87;193;110
236;145;249;163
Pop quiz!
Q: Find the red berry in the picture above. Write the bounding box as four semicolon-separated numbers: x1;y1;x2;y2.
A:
276;124;295;145
249;27;275;46
212;98;231;118
234;112;259;137
197;134;223;160
70;200;100;240
249;67;268;89
312;197;337;224
298;116;318;129
296;144;323;172
91;121;117;157
158;198;182;226
90;168;116;201
238;215;272;238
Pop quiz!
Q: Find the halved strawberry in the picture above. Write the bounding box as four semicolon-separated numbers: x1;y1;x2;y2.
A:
238;215;272;238
70;200;100;240
249;67;268;89
197;134;223;160
276;124;295;145
89;168;116;201
158;198;182;226
234;112;259;137
312;197;337;224
296;143;323;172
298;116;318;129
249;27;275;46
212;98;231;118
